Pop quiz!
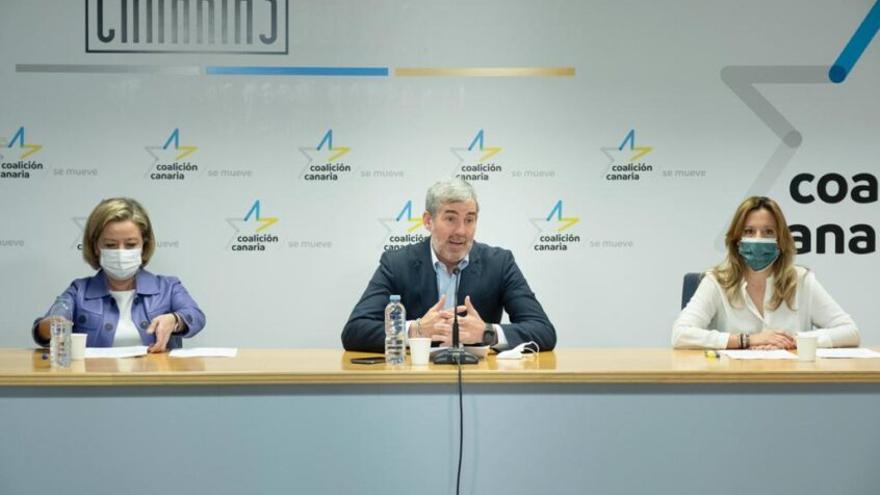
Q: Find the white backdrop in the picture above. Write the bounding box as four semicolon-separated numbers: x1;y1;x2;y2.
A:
1;0;878;348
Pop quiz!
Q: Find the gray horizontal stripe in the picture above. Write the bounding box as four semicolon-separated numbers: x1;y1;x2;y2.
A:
16;64;201;75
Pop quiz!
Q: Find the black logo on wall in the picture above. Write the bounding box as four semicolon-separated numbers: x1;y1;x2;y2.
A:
789;173;877;255
86;0;288;54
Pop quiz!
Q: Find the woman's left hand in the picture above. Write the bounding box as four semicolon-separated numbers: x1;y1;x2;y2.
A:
146;313;178;353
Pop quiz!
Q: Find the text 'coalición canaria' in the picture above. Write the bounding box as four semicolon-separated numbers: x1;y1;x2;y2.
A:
304;163;351;181
231;234;279;252
1;160;43;179
457;163;502;182
534;233;581;251
606;163;653;181
150;162;198;180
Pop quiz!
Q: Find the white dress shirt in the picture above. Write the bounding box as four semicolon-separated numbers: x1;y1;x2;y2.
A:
672;266;859;349
406;246;508;349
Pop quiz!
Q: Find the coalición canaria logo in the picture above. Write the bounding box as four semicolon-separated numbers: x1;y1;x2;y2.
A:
226;200;279;251
0;127;44;180
379;200;426;251
298;129;352;181
600;129;654;182
145;128;199;180
451;129;503;182
530;200;581;252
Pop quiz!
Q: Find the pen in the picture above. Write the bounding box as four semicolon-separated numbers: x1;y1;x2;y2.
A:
705;350;720;358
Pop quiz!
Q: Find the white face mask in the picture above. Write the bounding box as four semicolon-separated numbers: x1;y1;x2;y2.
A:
496;341;540;360
100;248;142;281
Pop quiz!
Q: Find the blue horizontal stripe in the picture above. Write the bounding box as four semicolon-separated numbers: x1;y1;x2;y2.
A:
206;66;389;76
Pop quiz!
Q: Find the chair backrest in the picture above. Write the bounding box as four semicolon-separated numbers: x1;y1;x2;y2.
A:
681;272;704;309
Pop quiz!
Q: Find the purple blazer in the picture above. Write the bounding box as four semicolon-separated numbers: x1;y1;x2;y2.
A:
32;269;206;348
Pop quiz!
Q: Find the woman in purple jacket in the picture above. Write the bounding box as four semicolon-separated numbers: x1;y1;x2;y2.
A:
33;198;205;352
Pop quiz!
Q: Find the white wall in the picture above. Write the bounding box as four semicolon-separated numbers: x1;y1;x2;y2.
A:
1;0;877;348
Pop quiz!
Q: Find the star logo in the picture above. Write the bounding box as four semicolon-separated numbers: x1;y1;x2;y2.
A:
299;129;350;179
1;127;43;160
379;200;425;234
226;200;279;248
70;216;87;250
530;200;580;237
379;200;428;249
450;129;502;175
531;200;582;251
144;128;198;176
600;129;652;168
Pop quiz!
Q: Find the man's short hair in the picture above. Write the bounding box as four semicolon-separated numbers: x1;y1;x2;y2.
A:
425;178;479;216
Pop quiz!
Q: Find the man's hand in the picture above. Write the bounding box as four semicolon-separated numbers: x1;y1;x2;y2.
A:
418;295;451;343
433;296;486;345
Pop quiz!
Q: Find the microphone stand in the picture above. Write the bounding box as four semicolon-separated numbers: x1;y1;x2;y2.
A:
431;267;479;365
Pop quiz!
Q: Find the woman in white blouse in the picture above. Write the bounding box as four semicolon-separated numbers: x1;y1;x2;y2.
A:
672;196;859;350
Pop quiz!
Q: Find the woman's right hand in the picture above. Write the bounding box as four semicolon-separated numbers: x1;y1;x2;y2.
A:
748;330;796;349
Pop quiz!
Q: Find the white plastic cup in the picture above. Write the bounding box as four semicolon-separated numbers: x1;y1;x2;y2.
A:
797;334;818;362
71;333;87;361
409;338;431;366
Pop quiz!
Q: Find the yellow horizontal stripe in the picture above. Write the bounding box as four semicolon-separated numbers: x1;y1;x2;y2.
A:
394;67;575;77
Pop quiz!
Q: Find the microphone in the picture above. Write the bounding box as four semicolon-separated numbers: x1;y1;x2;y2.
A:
452;267;461;349
431;266;479;365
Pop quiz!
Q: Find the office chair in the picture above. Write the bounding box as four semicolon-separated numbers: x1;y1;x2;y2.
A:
681;272;704;309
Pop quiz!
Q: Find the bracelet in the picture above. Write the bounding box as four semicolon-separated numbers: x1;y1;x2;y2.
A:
739;333;744;349
415;318;422;336
743;333;750;349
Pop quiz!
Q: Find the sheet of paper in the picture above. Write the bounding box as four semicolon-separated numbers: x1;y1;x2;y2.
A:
85;346;148;359
169;347;238;358
816;348;880;359
719;350;798;360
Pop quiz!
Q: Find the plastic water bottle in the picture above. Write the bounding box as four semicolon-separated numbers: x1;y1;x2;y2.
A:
384;295;406;365
48;297;72;368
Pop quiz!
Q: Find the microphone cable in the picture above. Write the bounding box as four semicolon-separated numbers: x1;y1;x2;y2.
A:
456;356;463;495
450;265;464;495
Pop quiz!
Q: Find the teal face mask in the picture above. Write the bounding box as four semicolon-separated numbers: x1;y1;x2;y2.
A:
738;238;779;271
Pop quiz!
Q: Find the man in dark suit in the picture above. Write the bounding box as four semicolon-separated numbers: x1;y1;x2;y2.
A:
342;179;556;353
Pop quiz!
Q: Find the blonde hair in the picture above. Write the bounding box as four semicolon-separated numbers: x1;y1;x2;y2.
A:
712;196;798;311
82;198;155;269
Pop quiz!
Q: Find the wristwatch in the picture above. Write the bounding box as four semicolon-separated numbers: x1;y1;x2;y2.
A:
482;323;498;346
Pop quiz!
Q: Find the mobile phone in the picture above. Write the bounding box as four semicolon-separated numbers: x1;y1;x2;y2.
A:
350;356;386;365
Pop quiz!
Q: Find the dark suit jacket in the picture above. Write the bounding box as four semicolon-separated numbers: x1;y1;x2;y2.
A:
342;238;556;352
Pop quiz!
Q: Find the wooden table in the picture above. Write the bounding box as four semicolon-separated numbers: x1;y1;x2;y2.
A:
2;348;878;495
4;348;880;385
